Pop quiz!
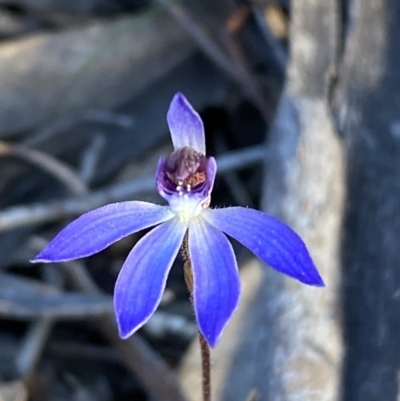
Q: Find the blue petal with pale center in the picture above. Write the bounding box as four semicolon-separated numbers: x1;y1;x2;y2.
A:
32;201;174;262
167;93;206;154
203;207;324;286
115;218;187;338
189;216;240;347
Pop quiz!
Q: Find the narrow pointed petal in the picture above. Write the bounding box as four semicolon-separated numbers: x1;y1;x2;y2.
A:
115;219;187;338
204;207;324;286
33;202;174;263
189;217;240;347
167;93;206;154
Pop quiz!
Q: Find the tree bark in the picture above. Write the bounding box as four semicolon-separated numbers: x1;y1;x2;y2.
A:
332;0;400;400
257;0;344;399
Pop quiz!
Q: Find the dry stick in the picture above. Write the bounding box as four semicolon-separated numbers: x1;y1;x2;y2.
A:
225;5;251;34
0;145;268;232
15;264;64;377
250;3;287;71
24;109;135;147
182;237;211;401
0;270;115;319
218;24;273;123
15;317;53;377
155;0;271;122
0;141;88;197
79;133;106;184
0;177;155;231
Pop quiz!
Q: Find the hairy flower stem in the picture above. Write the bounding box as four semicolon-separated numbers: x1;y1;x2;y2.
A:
182;237;212;401
197;331;211;401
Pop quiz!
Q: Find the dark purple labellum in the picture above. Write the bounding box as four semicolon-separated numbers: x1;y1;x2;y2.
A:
158;147;209;196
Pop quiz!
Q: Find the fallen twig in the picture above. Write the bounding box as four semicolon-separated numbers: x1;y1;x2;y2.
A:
219;18;273;123
79;133;106;184
15;318;52;377
14;263;66;378
24;110;135;147
0;141;88;196
250;3;287;71
0;273;114;319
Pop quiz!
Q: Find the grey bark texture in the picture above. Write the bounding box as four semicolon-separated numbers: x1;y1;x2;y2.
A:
333;0;400;400
257;0;344;399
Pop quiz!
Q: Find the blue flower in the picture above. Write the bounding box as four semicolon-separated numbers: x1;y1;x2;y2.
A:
32;93;323;347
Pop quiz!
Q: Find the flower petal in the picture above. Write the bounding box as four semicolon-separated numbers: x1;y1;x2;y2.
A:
204;207;324;286
33;202;174;262
114;219;187;338
189;217;240;347
167;93;206;154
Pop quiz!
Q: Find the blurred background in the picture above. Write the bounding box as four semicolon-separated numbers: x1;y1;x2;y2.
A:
0;0;399;400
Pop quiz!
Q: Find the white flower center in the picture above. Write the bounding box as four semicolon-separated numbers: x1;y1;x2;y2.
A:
169;195;210;222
